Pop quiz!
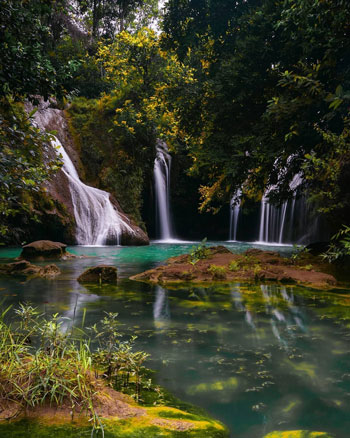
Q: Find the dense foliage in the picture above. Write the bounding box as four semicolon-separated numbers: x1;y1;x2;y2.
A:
0;0;160;238
162;0;350;229
0;100;60;239
68;29;193;225
1;0;350;243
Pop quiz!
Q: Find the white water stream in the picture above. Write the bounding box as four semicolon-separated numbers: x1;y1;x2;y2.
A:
54;138;134;245
229;191;241;241
154;140;175;241
258;174;303;244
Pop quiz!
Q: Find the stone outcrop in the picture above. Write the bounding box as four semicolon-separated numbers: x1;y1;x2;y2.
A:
130;247;337;289
78;265;118;284
19;240;73;260
0;260;60;278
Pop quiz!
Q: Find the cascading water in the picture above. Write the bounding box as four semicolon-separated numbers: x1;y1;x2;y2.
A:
54;137;134;245
229;191;241;241
28;100;148;246
258;174;303;244
154;140;174;240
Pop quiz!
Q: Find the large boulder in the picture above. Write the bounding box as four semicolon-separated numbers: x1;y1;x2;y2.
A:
0;260;60;278
20;240;71;260
78;265;118;284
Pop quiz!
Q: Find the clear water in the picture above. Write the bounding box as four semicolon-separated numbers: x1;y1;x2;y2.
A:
0;241;349;438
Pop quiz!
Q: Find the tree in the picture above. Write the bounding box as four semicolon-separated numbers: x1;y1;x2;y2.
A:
68;28;194;224
77;0;158;39
0;0;73;100
97;28;194;144
0;100;60;238
162;0;350;229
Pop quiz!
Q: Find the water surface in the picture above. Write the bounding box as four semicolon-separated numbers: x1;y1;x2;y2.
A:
0;241;349;438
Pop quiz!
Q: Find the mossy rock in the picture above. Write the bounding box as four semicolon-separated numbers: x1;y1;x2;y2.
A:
0;408;228;438
20;240;68;260
0;260;60;278
263;431;333;438
78;265;118;284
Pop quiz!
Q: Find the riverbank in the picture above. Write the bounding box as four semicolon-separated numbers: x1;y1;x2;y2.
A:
0;306;227;438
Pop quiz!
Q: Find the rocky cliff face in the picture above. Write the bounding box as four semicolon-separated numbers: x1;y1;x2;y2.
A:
26;100;149;246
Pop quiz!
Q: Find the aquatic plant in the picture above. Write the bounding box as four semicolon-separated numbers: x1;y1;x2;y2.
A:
290;245;309;264
188;238;211;265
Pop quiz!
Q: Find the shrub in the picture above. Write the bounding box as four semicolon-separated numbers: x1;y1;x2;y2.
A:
207;264;227;280
188;238;211;264
0;304;152;431
228;260;240;271
322;225;350;263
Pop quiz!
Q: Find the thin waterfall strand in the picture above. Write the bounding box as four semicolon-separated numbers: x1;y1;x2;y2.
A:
258;173;303;244
229;191;241;241
154;140;174;240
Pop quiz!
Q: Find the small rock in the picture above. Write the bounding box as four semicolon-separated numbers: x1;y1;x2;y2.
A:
78;265;118;284
211;246;232;255
20;240;68;260
0;260;60;278
42;264;61;277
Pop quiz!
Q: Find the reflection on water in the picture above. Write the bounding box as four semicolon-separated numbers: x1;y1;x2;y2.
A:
0;243;350;438
153;286;170;329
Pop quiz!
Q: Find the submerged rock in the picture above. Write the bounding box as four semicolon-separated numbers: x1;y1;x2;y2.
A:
78;265;118;284
20;240;70;260
0;260;60;278
264;431;332;438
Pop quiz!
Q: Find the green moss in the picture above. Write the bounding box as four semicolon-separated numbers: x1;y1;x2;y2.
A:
156;410;208;422
207;265;227;280
284;360;317;381
0;421;229;438
0;422;92;438
187;377;238;396
263;431;333;438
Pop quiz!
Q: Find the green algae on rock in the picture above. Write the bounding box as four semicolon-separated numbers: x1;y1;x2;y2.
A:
263;431;333;438
0;418;228;438
0;260;61;278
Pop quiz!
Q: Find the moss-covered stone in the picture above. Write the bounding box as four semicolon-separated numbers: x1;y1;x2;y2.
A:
0;260;60;278
0;402;228;438
0;420;228;438
78;265;118;284
263;431;333;438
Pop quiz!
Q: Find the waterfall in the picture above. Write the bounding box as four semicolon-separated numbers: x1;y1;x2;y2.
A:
154;140;174;240
54;137;134;245
258;199;287;243
229;191;241;241
258;174;303;244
